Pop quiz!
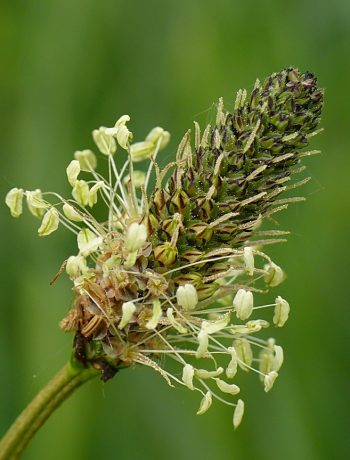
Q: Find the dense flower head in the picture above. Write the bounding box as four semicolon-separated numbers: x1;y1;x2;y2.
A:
5;68;323;427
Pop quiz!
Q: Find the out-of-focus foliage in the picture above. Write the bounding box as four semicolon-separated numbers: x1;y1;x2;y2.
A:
1;1;349;459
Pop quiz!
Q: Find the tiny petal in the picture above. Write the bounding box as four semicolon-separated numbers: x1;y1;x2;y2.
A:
195;367;223;379
125;223;147;252
72;180;90;207
26;189;47;218
63;203;83;222
119;301;136;329
74;150;97;171
273;345;284;371
92;127;117;155
273;296;290;327
234;338;253;371
66;160;81;187
117;125;132;149
166;308;187;334
226;347;238;379
130;141;155;162
196;330;209;358
66;255;88;278
77;228;103;256
243;246;254;276
197;391;212;415
182;363;195;390
109;115;133;149
115;114;130;127
216;379;240;395
264;370;278;392
38;207;59;236
202;313;230;334
245;319;269;332
233;399;245;429
233;289;253;321
264;262;285;287
146;300;163;330
145;127;170;150
229;319;269;335
5;188;24;218
88;181;104;207
104;122;132;148
259;347;274;377
176;284;198;310
123;170;146;188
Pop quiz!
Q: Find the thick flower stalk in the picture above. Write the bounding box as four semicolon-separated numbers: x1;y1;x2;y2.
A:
4;68;323;443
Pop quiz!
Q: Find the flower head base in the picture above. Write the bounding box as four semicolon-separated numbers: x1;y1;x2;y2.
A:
5;68;324;427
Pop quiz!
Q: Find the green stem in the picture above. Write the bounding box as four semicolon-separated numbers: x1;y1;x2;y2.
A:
0;361;99;460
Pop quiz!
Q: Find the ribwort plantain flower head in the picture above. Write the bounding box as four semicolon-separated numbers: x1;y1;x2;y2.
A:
5;68;324;427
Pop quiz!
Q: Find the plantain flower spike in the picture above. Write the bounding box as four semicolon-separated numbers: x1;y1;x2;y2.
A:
5;68;324;426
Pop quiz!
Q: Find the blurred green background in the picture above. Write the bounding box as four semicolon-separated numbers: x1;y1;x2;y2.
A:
1;1;349;459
